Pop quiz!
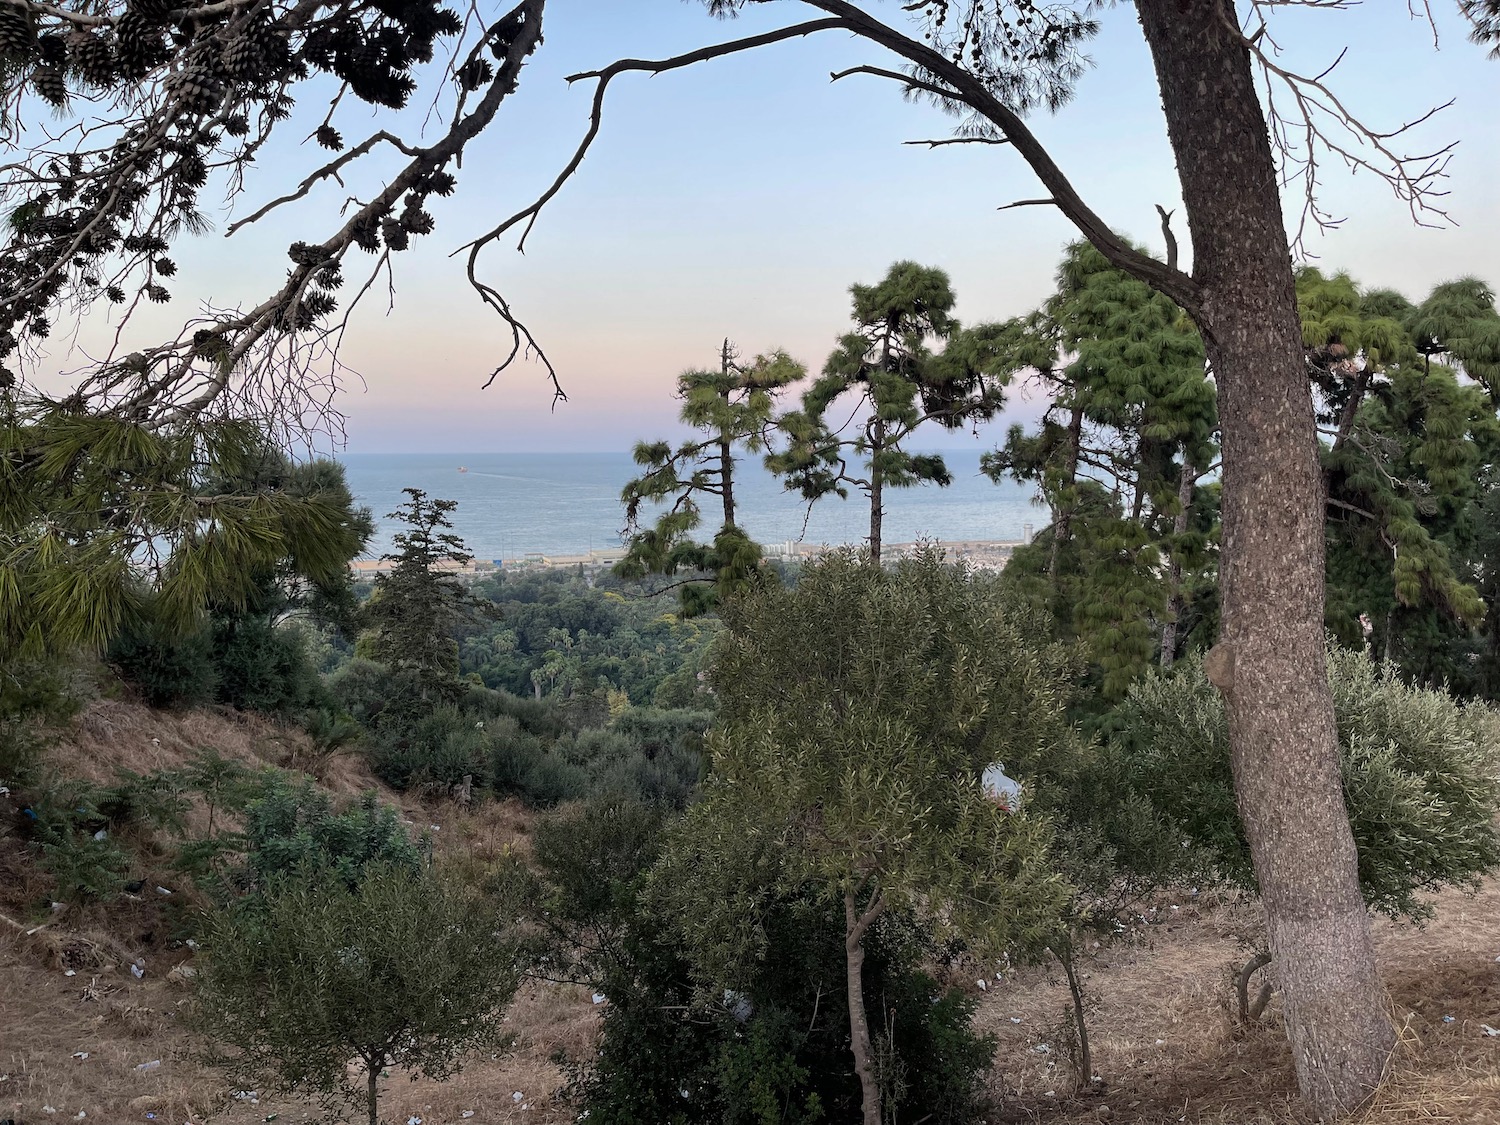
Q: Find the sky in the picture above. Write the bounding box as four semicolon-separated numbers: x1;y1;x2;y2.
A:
42;1;1500;453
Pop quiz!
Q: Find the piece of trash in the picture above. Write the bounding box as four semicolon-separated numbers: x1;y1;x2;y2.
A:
64;969;76;977
72;1051;89;1059
135;1059;161;1071
1482;1024;1500;1037
75;1113;86;1120
42;1106;56;1114
407;1116;422;1125
976;978;987;991
591;992;606;1005
1010;1016;1022;1024
155;886;172;896
231;1091;258;1101
1155;1038;1167;1046
1033;1044;1050;1054
1443;1015;1456;1023
130;964;145;979
50;901;65;911
430;824;441;832
264;1117;278;1123
460;1113;475;1120
513;1091;524;1102
185;939;200;950
93;829;108;841
1043;1090;1056;1098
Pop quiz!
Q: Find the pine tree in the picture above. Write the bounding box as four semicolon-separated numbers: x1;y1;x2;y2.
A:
769;262;1009;564
362;489;492;696
617;341;802;613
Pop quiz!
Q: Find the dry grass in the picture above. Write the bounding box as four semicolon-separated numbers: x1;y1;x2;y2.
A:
3;700;1497;1123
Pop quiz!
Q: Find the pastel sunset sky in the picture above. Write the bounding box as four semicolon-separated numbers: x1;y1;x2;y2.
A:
46;1;1500;452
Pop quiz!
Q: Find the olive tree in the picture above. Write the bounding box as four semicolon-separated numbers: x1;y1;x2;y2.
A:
195;864;522;1125
652;549;1073;1125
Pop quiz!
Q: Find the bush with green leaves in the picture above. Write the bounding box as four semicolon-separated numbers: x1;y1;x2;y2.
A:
195;864;522;1125
653;548;1070;1122
1114;645;1500;920
531;798;996;1125
237;779;425;894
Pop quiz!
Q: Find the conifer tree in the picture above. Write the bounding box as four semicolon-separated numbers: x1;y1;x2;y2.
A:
984;241;1215;692
770;261;1010;563
362;489;492;696
617;340;803;613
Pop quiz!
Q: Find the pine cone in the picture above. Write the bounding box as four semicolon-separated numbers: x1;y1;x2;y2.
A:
399;207;434;236
67;30;118;87
31;63;67;106
165;66;224;114
36;31;65;67
221;32;268;80
0;3;36;63
380;217;409;252
129;0;176;27
116;12;165;78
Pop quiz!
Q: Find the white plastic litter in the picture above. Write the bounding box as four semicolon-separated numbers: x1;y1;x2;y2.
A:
513;1091;524;1102
72;1052;89;1059
92;829;107;841
74;1113;86;1120
1155;1038;1167;1046
460;1113;475;1120
135;1059;161;1071
130;964;145;979
1443;1015;1457;1023
1033;1044;1050;1054
406;1116;422;1125
42;1106;56;1114
64;969;76;977
232;1091;258;1101
976;979;987;991
1482;1025;1500;1037
1010;1017;1022;1024
591;992;606;1005
155;886;172;896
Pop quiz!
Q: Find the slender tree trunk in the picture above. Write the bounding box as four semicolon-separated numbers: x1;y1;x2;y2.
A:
1056;941;1093;1087
1135;2;1394;1115
1047;402;1085;581
1161;457;1196;668
365;1056;379;1125
869;418;885;566
720;338;737;528
844;888;884;1125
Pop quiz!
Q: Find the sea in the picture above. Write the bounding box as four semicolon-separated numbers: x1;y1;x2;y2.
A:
339;450;1044;563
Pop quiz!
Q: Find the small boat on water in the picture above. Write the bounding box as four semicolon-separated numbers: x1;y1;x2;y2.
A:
457;466;469;473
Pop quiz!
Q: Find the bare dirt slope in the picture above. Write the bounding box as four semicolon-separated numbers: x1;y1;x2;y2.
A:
2;701;1497;1125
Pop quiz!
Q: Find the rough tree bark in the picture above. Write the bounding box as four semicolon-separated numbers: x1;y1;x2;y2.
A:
1135;0;1395;1113
719;339;738;528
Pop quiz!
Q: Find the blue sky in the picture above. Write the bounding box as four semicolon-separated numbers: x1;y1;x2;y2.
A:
50;1;1500;453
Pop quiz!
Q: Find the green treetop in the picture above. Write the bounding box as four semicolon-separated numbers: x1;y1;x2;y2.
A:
617;340;803;614
362;488;492;697
770;261;1010;564
653;549;1071;1125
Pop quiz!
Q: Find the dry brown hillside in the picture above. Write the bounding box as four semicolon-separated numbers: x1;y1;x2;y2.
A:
2;701;1497;1125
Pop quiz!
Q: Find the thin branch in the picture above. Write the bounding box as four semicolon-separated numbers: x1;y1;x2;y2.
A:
997;197;1055;212
901;136;1010;148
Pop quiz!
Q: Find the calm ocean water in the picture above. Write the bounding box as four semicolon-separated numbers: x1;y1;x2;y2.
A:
339;451;1043;562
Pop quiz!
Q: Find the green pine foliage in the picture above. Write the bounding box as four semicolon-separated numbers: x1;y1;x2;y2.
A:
618;344;803;613
769;262;1012;560
1113;645;1500;921
1;400;359;663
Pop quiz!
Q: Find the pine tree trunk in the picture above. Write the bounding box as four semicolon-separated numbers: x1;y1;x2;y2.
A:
1135;1;1395;1115
844;888;883;1125
721;432;736;528
1161;457;1195;668
869;417;885;566
1048;403;1085;582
